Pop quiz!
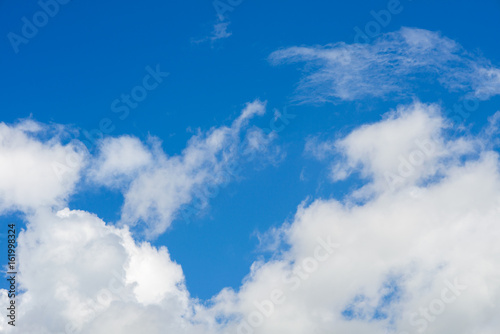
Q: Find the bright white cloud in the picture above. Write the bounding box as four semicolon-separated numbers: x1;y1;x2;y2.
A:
0;120;86;213
270;27;500;103
89;136;153;187
1;102;500;334
202;102;500;334
0;207;212;333
91;100;274;238
305;102;477;196
7;23;500;334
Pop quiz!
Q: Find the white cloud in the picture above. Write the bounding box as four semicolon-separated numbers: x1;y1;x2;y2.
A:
193;21;232;45
1;101;500;334
269;27;500;103
0;207;212;333
0;120;86;213
305;102;478;197
202;102;500;334
91;100;274;238
89;136;153;187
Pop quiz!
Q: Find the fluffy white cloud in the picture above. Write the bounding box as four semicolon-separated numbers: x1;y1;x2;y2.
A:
0;103;500;334
270;27;500;103
0;207;214;334
88;136;153;187
0;120;86;213
90;100;273;238
306;102;477;197
0;101;277;332
203;102;500;334
1;101;500;334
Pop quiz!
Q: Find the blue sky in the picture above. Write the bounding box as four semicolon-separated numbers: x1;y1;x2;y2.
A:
2;0;498;299
1;1;500;333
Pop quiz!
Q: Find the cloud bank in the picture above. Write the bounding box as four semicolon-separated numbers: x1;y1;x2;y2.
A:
1;100;499;334
1;28;500;334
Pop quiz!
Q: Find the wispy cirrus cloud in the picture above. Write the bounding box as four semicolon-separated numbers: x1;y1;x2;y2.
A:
211;21;232;41
270;27;500;103
195;0;243;44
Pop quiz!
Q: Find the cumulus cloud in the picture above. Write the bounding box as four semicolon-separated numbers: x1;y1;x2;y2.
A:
0;207;212;334
1;101;500;334
0;100;277;332
223;156;500;333
305;102;477;197
88;136;153;187
0;120;86;213
2;26;500;333
269;27;500;103
203;101;500;334
90;100;274;238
